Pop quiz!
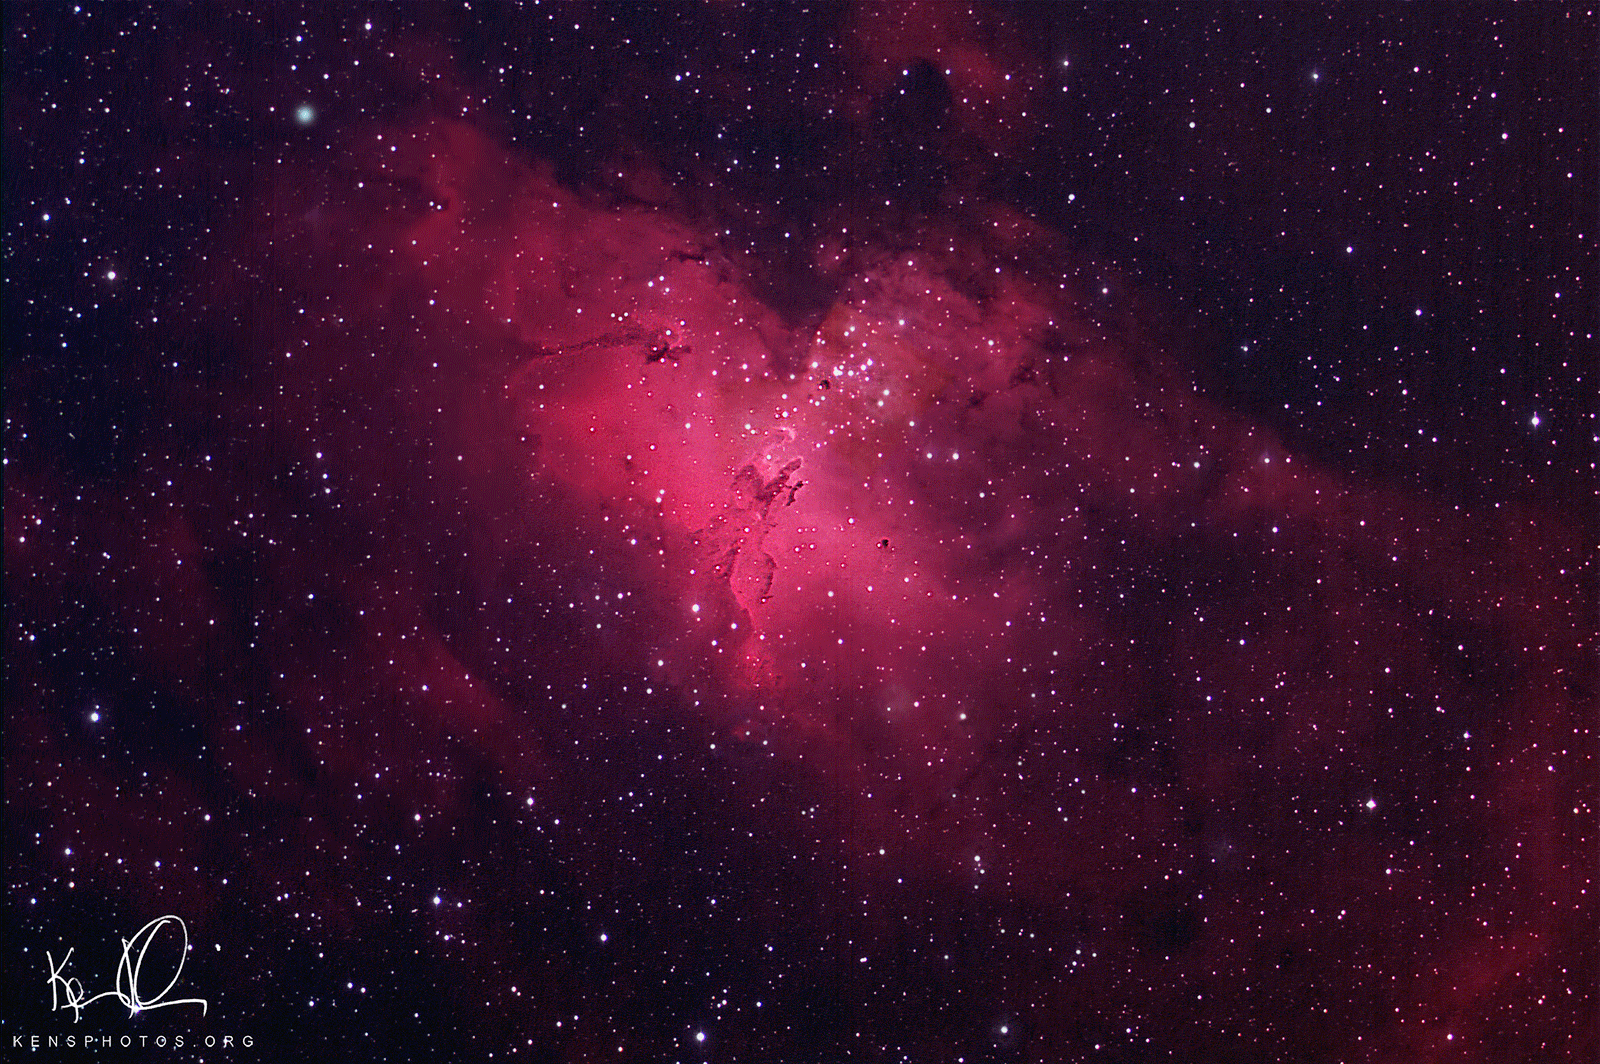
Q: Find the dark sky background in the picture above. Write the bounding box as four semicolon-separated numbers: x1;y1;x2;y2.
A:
4;4;1595;1062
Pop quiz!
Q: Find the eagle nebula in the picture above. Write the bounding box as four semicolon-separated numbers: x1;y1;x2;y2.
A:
5;4;1594;1062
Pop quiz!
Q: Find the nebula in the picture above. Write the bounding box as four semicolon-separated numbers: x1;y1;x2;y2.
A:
5;4;1592;1062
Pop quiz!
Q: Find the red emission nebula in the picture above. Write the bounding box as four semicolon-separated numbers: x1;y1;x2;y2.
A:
4;5;1594;1063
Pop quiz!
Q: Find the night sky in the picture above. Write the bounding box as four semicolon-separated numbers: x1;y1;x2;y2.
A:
4;4;1595;1062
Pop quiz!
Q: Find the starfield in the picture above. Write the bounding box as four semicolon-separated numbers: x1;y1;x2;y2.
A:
4;4;1594;1063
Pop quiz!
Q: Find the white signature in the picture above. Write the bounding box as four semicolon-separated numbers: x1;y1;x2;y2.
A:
45;915;209;1022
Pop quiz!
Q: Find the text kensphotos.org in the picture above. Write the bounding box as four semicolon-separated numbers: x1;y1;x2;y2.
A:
13;1033;256;1051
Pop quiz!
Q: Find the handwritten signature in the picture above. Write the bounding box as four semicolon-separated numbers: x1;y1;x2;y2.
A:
46;915;209;1022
